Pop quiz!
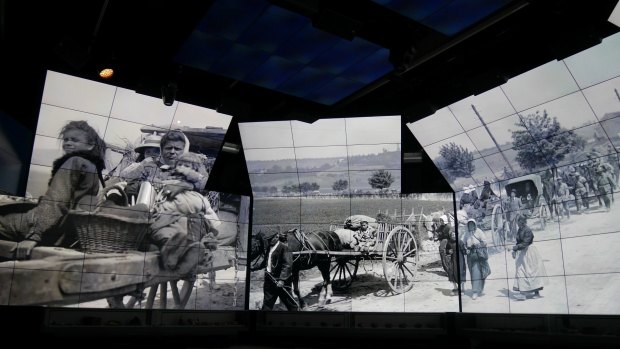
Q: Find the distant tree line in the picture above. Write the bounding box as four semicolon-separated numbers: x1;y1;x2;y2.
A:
282;182;320;194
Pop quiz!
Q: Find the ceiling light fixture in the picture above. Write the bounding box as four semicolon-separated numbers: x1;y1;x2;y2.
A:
162;82;178;106
98;68;114;79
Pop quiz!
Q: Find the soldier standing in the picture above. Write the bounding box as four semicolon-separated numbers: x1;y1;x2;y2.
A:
504;189;522;241
593;166;616;212
568;170;589;213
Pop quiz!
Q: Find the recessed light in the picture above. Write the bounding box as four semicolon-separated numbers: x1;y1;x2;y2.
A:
98;68;114;79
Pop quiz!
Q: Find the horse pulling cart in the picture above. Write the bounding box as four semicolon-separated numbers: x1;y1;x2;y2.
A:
292;220;421;295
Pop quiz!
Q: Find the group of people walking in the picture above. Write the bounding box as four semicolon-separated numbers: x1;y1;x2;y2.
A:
435;213;547;301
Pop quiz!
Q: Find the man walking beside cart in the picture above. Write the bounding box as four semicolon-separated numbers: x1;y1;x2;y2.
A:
261;230;299;311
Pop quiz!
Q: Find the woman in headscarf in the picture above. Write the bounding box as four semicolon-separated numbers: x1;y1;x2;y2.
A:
511;214;547;300
444;226;467;296
434;215;465;295
462;219;491;300
123;130;208;199
124;130;211;274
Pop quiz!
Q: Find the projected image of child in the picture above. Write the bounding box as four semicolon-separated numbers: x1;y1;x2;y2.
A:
154;152;221;237
139;133;220;274
0;120;106;259
350;220;376;252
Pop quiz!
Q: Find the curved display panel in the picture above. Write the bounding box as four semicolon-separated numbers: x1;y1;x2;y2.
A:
0;71;249;310
408;32;620;314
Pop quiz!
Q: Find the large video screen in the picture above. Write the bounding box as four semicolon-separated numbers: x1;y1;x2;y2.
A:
0;71;249;310
240;117;458;312
407;32;620;314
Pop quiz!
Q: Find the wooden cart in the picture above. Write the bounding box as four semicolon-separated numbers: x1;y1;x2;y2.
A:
294;222;420;294
0;241;236;309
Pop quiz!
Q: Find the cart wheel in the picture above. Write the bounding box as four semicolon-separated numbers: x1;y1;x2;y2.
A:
107;293;142;309
107;278;196;309
490;204;504;246
382;226;418;294
330;256;360;290
539;202;549;230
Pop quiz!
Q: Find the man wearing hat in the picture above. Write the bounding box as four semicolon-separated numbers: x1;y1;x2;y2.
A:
597;156;616;204
261;229;298;311
551;177;570;219
120;133;162;179
478;180;496;219
605;144;620;185
459;185;476;210
568;168;589;213
593;165;616;212
504;188;523;240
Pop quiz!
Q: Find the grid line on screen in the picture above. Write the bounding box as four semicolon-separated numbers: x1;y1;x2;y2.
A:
6;70;246;310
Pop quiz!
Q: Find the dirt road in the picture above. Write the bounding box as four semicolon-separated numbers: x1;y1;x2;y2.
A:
249;251;460;312
249;201;620;314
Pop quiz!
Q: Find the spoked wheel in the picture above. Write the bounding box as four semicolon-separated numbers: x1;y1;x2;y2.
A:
107;290;144;309
108;278;196;309
539;202;549;230
330;256;360;290
382;226;418;294
490;204;504;247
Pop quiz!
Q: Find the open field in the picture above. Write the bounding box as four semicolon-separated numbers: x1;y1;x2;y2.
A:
252;196;453;233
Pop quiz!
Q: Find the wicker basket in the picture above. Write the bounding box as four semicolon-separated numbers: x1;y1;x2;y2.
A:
70;209;150;253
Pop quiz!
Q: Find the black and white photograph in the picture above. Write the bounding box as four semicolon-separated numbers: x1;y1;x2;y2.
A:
0;70;249;310
241;116;458;312
240;116;402;198
248;193;459;312
407;31;620;314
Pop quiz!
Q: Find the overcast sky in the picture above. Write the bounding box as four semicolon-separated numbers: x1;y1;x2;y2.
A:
240;116;400;150
408;31;620;192
240;116;401;162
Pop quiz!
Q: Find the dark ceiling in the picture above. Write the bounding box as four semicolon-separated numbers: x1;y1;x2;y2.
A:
1;0;619;195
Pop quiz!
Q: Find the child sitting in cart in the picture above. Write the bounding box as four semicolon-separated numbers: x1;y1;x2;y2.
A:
0;120;107;260
351;220;377;252
152;152;220;245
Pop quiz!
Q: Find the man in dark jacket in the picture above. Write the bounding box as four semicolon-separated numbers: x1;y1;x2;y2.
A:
262;230;298;311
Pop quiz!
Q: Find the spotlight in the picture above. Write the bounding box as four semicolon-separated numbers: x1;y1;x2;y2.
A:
98;68;114;79
161;82;178;106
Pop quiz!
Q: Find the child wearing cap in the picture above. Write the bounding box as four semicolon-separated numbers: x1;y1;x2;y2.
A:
155;152;220;233
120;134;162;180
351;220;376;252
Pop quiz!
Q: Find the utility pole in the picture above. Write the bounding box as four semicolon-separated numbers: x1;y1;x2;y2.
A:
471;104;515;174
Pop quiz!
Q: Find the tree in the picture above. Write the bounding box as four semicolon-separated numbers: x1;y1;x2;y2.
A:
512;110;586;171
269;164;282;173
282;182;299;194
332;179;349;191
368;169;395;190
437;142;475;178
299;182;312;193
